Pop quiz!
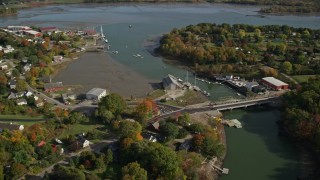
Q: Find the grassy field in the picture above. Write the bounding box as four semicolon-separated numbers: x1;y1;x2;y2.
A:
291;75;317;83
0;114;47;125
58;118;105;139
165;90;207;107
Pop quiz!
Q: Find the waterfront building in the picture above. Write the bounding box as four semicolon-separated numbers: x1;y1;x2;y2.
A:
162;74;184;90
261;77;289;90
86;88;108;101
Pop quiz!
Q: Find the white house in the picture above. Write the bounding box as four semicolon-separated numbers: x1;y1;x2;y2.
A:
16;99;28;106
86;88;108;101
0;64;8;70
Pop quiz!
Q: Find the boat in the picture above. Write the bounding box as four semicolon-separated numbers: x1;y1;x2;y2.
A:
104;38;108;43
136;54;141;57
100;26;105;38
129;25;132;28
178;78;183;82
206;92;210;97
237;93;241;96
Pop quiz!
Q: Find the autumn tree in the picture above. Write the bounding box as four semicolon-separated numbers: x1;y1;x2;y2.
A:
121;162;147;180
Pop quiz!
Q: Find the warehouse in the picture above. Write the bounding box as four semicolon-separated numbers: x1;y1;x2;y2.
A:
86;88;108;101
261;77;288;90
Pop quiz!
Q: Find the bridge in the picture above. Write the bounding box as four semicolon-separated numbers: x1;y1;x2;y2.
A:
149;96;280;123
211;96;280;111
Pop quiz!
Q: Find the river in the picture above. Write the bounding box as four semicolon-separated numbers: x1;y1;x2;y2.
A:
1;3;319;179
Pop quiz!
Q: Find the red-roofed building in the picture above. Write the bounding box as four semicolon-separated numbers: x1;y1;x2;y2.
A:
84;30;97;36
37;140;46;147
40;27;58;33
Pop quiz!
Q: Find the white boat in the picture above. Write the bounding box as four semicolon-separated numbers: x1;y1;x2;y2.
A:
136;54;141;57
178;78;183;82
237;93;241;96
104;38;108;43
100;26;105;38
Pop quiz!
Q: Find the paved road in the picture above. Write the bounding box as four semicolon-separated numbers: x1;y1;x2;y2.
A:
26;84;97;111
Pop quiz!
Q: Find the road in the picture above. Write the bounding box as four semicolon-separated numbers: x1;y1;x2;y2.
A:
26;84;97;111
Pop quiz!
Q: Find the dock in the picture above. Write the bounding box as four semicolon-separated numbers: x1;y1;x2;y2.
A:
222;119;242;128
207;157;229;175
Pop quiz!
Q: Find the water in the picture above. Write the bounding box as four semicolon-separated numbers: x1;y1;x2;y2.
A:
221;108;299;180
1;4;319;179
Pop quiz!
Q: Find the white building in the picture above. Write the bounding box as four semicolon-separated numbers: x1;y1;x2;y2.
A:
86;88;108;101
16;99;28;106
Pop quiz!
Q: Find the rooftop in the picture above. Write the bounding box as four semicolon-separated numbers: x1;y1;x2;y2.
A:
86;88;107;96
262;77;288;86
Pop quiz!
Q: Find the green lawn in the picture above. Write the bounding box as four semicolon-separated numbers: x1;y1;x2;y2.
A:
0;115;47;125
291;75;317;83
59;118;105;139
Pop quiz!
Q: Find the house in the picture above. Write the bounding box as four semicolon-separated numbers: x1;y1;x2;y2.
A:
0;123;24;132
245;81;259;91
23;30;42;38
8;92;17;99
39;76;51;83
84;30;97;36
162;74;184;90
252;85;266;93
23;64;32;72
7;26;31;32
62;93;76;103
44;82;63;92
86;88;108;101
0;64;8;70
37;140;46;147
16;98;28;106
34;95;39;101
261;77;289;91
3;45;14;54
53;56;63;62
35;100;44;107
25;91;33;97
149;122;160;131
40;27;58;34
9;80;16;89
179;140;191;151
70;139;90;151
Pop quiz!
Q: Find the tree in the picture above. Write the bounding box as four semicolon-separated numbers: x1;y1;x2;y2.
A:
178;113;191;126
160;122;179;140
0;165;3;180
117;121;142;140
9;163;27;179
95;109;114;124
121;162;147;180
144;143;184;179
281;61;293;74
65;112;88;124
98;93;126;115
49;165;85;180
15;79;27;92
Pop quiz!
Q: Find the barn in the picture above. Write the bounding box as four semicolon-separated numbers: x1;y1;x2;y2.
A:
261;77;289;91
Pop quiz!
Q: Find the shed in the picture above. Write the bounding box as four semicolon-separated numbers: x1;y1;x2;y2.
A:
86;88;108;101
